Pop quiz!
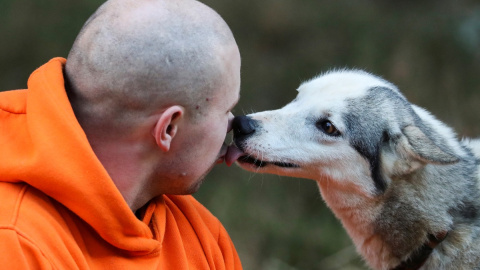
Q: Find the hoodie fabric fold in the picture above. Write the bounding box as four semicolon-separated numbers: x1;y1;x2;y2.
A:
0;58;242;269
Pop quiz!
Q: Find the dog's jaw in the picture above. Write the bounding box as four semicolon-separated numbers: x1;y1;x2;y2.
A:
226;131;302;174
235;152;302;176
237;154;300;169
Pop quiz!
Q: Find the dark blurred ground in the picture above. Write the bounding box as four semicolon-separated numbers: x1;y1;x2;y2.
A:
1;0;479;269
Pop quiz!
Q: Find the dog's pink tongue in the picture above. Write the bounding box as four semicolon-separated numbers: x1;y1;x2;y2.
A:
224;144;245;167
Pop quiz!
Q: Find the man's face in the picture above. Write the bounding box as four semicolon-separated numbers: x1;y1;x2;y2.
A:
161;45;241;194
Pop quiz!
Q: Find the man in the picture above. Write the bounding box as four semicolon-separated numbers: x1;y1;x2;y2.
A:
0;0;242;269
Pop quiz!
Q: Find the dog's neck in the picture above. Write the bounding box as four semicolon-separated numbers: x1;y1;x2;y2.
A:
317;176;450;270
317;179;386;267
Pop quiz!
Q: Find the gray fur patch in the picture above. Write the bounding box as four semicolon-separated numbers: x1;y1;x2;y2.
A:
343;86;410;193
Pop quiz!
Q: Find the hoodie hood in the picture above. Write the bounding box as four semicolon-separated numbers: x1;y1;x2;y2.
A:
0;58;161;254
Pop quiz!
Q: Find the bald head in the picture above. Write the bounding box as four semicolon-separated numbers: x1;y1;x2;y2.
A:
66;0;239;131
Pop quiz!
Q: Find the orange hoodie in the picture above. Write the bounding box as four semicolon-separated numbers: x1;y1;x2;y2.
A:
0;58;242;269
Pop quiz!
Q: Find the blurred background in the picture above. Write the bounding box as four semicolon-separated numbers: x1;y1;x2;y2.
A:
1;0;479;269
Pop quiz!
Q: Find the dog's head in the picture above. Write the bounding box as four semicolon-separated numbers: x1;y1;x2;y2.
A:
228;70;464;195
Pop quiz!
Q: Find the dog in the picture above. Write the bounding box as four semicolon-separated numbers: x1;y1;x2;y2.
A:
225;70;480;270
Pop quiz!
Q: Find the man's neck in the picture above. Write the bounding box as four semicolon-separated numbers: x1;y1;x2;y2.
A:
88;135;157;212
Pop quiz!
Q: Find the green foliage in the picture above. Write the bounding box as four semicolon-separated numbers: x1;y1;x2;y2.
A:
1;0;479;269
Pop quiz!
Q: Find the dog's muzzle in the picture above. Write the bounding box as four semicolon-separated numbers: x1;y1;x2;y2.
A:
230;115;299;168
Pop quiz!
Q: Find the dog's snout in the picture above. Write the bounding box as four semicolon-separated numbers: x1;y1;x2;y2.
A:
232;115;257;140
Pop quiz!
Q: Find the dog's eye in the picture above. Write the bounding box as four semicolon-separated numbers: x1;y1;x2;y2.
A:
316;120;340;136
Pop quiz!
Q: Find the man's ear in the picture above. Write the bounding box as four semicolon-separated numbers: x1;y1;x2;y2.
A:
152;106;185;152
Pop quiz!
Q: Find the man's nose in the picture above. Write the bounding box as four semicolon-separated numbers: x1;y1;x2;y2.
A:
232;115;257;140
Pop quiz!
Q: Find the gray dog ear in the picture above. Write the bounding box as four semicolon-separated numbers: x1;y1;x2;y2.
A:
397;125;459;165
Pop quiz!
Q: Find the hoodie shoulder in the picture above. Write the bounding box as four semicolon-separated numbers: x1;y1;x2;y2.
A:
0;182;62;229
0;182;29;226
0;182;85;268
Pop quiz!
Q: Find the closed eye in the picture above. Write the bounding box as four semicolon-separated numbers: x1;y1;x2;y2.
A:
316;119;341;136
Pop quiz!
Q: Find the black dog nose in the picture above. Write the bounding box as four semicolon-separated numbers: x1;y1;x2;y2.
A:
232;115;257;139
